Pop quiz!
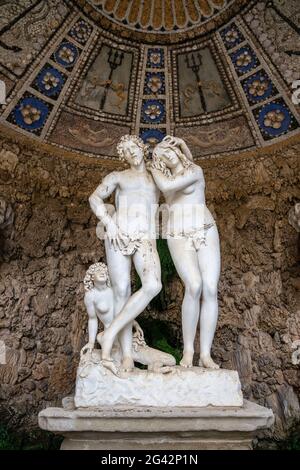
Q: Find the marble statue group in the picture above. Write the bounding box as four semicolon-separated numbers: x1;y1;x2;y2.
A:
38;135;274;446
84;134;221;377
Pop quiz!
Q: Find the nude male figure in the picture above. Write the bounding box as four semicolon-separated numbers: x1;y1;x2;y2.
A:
89;135;162;374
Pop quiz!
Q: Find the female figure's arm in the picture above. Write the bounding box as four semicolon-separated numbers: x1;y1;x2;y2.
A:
81;293;98;355
149;165;201;194
164;136;193;161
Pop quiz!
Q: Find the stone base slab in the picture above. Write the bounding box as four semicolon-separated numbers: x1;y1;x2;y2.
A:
75;361;243;408
38;400;274;450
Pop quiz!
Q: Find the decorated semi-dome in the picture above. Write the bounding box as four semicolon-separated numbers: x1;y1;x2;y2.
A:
0;0;299;161
73;0;249;42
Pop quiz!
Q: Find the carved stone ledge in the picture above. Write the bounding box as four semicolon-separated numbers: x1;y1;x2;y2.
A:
38;400;274;450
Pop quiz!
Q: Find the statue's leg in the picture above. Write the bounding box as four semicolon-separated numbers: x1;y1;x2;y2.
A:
99;240;162;364
104;239;133;370
167;238;202;368
197;225;221;369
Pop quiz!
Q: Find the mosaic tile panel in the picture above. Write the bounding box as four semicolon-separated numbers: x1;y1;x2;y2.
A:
220;23;245;50
141;99;166;125
230;45;260;76
253;98;299;141
140;128;166;147
0;0;69;78
144;72;165;95
52;41;80;70
146;48;164;68
31;64;67;99
68;19;92;45
245;0;300;85
0;1;299;160
7;93;53;136
241;69;278;105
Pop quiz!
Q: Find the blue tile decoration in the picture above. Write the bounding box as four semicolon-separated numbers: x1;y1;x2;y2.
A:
230;46;259;76
253;99;298;140
220;23;245;50
141;99;166;124
8;94;52;135
147;48;164;68
69;19;92;45
140;128;166;147
144;72;165;95
139;48;166;142
53;41;79;69
242;70;277;105
32;65;66;99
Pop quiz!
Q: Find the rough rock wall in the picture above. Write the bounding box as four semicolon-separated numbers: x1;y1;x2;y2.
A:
0;135;111;429
0;132;299;438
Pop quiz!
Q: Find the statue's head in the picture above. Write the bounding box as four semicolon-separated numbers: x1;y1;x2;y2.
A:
117;135;149;166
152;136;192;176
84;262;111;291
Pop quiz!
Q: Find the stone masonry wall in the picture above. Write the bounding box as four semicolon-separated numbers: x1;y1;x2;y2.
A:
0;131;299;439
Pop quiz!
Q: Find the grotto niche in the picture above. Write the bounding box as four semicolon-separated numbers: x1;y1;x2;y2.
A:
0;0;299;451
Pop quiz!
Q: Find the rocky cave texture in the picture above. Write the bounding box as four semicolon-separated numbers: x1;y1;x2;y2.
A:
0;129;299;440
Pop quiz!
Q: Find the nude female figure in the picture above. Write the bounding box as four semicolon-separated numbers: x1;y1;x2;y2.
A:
81;262;115;356
149;136;221;369
80;262;175;374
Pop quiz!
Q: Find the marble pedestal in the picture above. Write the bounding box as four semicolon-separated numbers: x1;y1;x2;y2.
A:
75;360;243;408
38;400;274;450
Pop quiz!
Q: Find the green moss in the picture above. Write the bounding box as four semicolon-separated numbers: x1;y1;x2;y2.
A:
278;426;300;450
254;424;300;450
138;317;181;364
0;424;62;450
152;337;181;364
0;424;18;450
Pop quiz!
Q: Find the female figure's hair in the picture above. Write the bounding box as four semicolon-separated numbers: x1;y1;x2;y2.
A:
84;262;111;291
152;137;192;177
116;135;149;161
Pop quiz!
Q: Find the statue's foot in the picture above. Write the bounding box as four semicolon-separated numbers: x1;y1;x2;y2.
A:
199;355;219;369
100;358;119;376
121;356;135;372
180;351;194;368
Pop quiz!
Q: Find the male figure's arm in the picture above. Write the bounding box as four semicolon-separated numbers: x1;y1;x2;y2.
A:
89;171;119;225
89;172;123;250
